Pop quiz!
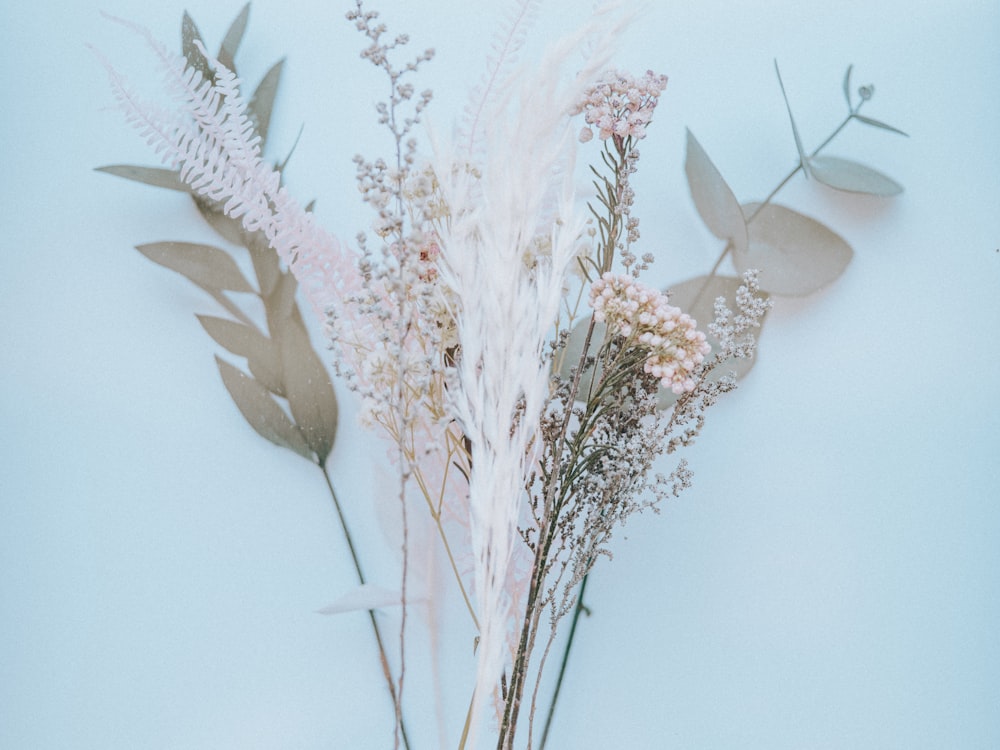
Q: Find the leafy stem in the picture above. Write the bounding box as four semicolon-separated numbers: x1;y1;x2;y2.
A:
691;99;870;311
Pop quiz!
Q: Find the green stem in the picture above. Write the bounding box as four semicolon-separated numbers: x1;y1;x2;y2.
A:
320;462;412;750
538;573;590;750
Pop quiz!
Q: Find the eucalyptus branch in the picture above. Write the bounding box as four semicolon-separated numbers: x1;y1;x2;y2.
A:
692;97;874;310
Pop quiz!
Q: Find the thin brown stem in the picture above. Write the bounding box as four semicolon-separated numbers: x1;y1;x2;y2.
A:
320;462;411;750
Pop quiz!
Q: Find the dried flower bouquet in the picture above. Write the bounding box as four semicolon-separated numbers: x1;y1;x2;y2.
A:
97;1;904;747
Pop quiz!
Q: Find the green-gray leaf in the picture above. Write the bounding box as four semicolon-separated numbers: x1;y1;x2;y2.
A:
197;315;283;396
248;234;282;298
555;317;606;403
684;129;748;254
737;202;853;296
95;165;189;193
248;59;285;150
276;316;338;462
181;12;212;83
218;3;250;72
852;114;909;137
136;242;255;293
808;155;903;196
215;356;313;460
774;61;810;177
842;64;853;109
193;195;247;245
658;275;767;408
265;270;299;330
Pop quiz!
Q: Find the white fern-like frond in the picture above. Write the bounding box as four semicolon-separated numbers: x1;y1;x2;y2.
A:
97;15;354;320
458;0;541;159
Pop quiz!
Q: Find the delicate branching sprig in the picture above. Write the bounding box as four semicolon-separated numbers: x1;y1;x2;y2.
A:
572;69;666;280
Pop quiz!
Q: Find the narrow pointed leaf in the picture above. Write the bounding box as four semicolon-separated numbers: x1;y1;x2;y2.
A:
248;234;281;298
658;275;767;408
265;270;299;329
215;356;313;460
193;195;247;245
279;124;305;172
136;242;255;293
276;314;339;462
316;584;406;615
737;202;853;295
556;317;607;402
181;12;212;83
197;315;283;396
842;64;853;109
852;114;909;137
218;3;250;71
808;155;903;196
684;129;748;254
248;59;285;149
774;61;810;177
95;165;189;193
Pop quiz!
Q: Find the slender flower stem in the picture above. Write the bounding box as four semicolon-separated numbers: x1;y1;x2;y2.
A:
320;461;412;750
533;101;874;747
537;573;590;750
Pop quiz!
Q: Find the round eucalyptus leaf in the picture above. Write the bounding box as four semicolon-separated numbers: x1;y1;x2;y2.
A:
684;129;748;255
809;155;903;196
736;202;853;296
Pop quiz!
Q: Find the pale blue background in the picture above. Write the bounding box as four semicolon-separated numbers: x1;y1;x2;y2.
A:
2;0;998;748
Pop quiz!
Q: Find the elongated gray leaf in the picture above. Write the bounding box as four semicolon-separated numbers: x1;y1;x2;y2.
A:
555;317;607;403
808;155;903;196
276;316;339;462
248;234;281;297
248;59;285;150
136;242;255;293
95;165;189;192
658;275;767;408
193;195;247;245
843;64;853;109
774;61;810;177
197;315;283;396
215;356;313;460
684;129;748;254
317;584;405;615
737;202;853;296
852;114;909;137
181;12;212;83
265;270;299;329
217;3;250;71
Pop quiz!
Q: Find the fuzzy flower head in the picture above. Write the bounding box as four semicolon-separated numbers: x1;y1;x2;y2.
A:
589;272;710;394
573;69;668;143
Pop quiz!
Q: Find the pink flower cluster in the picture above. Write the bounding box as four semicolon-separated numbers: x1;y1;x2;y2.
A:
573;69;668;143
589;273;710;394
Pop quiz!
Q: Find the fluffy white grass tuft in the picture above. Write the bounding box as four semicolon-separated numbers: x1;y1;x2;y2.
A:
431;3;632;741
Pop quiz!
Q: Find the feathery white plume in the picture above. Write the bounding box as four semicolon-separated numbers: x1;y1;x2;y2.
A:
431;4;630;741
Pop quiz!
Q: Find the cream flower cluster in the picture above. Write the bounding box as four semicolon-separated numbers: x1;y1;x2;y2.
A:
573;69;668;143
589;273;710;394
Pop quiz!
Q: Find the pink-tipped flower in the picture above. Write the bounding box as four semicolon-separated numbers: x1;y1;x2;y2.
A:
573;69;668;143
589;273;710;394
